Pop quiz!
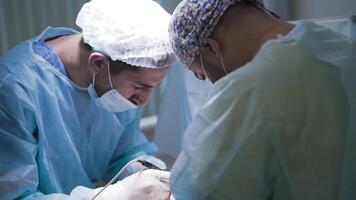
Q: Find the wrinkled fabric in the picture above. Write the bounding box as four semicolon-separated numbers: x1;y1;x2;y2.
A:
154;63;193;158
154;61;213;158
313;15;356;41
0;27;157;200
170;21;356;200
70;169;170;200
32;31;70;76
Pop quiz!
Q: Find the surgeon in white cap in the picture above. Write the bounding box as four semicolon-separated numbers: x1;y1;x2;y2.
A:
0;0;176;199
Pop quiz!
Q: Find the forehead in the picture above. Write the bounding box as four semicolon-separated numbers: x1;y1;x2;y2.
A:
121;67;168;85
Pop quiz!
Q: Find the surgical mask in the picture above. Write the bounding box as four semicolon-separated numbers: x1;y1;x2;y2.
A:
88;62;137;113
199;52;228;87
219;53;228;75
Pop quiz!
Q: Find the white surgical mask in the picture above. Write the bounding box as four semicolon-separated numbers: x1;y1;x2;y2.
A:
88;62;137;113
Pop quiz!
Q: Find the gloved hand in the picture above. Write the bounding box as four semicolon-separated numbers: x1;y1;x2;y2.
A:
70;169;170;200
123;169;170;200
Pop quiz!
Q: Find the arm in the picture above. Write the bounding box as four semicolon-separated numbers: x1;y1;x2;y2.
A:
0;75;78;200
169;42;325;200
167;45;299;199
0;75;83;200
103;108;159;182
0;74;39;199
169;86;279;200
0;75;167;200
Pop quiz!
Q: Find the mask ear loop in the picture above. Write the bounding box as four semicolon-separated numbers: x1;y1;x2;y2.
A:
199;53;208;80
92;74;96;86
106;61;114;90
219;53;228;75
88;57;96;86
88;53;113;89
88;55;101;88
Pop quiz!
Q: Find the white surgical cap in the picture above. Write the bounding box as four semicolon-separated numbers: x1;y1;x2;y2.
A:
76;0;176;68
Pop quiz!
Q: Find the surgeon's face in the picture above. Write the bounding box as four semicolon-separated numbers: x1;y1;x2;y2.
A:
110;66;168;106
89;53;169;106
95;65;168;107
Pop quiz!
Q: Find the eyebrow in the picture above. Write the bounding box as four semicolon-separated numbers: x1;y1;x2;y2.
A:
138;81;161;88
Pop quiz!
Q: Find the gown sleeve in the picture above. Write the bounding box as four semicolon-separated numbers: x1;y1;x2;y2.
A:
0;74;42;199
103;108;159;182
169;42;316;200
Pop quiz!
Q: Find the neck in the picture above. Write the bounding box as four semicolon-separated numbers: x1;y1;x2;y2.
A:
255;19;295;54
46;34;91;87
217;8;295;72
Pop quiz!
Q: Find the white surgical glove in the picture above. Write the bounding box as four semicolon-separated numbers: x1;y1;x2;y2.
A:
70;169;170;200
123;169;170;200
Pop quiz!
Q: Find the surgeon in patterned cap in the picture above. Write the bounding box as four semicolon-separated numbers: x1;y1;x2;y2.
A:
169;0;281;82
169;0;356;199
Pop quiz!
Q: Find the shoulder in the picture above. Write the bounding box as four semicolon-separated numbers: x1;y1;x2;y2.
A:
212;40;313;93
0;71;35;109
0;40;39;84
200;41;331;122
0;41;45;110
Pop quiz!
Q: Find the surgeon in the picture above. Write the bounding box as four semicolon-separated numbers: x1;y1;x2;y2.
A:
0;0;176;199
168;0;356;199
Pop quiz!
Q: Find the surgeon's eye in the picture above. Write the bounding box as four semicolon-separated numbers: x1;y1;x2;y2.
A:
133;84;144;90
134;84;153;92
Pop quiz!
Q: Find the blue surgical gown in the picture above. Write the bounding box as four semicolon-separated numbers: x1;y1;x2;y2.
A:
0;27;157;199
170;21;356;199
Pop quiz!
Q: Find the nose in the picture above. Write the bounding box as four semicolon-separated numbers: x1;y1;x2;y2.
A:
194;72;206;80
131;90;152;106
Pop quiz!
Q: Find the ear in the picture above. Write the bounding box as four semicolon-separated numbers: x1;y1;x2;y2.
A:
88;52;109;75
200;38;222;65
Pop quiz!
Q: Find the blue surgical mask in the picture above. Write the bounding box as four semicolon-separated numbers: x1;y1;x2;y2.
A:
88;63;137;113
